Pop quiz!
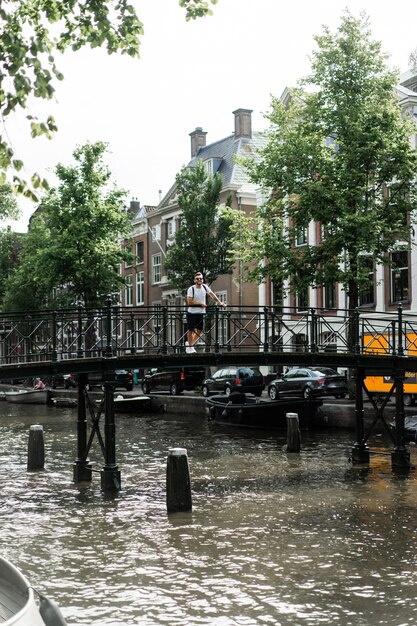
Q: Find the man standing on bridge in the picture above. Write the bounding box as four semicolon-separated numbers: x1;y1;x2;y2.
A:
186;272;226;353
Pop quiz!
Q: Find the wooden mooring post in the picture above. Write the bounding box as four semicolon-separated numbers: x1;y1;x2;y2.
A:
166;448;192;513
27;425;45;471
286;413;301;452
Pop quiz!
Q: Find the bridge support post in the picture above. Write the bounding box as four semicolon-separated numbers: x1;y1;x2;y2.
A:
351;368;370;464
73;374;92;482
100;377;121;492
391;372;411;469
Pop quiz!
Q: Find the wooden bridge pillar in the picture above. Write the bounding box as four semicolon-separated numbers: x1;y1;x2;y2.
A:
73;373;93;482
391;372;411;469
351;368;370;464
100;376;121;492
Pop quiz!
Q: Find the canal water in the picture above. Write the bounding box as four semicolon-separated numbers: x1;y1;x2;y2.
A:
0;400;417;626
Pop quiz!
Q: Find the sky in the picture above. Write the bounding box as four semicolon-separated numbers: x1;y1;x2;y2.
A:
5;0;417;231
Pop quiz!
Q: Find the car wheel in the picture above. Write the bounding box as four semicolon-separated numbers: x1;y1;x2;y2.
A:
269;386;278;400
225;386;232;397
336;393;346;399
142;382;150;395
202;385;210;397
303;386;312;400
170;382;179;396
254;390;263;397
404;394;414;407
126;384;133;391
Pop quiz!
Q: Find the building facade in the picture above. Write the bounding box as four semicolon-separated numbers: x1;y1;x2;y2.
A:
121;108;267;311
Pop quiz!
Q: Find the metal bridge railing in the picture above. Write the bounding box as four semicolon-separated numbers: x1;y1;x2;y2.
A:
1;302;417;367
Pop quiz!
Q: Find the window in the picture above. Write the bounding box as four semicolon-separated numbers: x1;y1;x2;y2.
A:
167;219;175;238
296;287;308;311
136;271;144;305
292;333;307;352
295;227;307;246
391;250;409;303
324;281;336;309
152;254;162;284
204;159;213;176
151;225;161;242
125;274;133;306
136;241;144;264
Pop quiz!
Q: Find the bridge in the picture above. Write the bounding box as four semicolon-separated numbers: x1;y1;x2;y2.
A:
1;299;416;490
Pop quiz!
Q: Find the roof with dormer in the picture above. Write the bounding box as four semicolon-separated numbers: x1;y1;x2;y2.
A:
157;130;267;212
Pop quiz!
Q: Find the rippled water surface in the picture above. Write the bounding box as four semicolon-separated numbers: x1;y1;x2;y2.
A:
0;400;417;625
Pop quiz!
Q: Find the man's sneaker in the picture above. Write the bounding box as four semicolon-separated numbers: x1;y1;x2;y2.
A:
190;347;197;353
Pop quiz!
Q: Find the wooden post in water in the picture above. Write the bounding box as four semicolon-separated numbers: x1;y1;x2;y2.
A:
286;413;301;452
166;448;192;513
27;424;45;471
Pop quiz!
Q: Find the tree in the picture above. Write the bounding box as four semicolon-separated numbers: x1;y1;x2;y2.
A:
232;12;417;312
165;160;234;290
3;141;132;311
0;0;218;198
0;226;24;307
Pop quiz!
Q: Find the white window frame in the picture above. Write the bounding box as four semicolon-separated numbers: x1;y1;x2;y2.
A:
136;241;144;265
136;270;144;305
152;254;162;284
125;274;133;306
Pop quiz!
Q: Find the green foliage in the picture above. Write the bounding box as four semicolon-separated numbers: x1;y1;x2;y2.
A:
3;141;132;311
179;0;218;20
0;0;216;198
236;12;417;309
0;227;24;307
165;161;234;290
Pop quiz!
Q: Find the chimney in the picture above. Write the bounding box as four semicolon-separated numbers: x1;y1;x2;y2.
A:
233;108;253;139
189;127;207;157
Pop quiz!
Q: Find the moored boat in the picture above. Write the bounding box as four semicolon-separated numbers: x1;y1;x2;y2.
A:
206;393;322;429
390;415;417;441
114;394;153;412
4;389;52;405
0;556;67;625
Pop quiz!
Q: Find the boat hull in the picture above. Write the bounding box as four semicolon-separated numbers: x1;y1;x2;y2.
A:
114;395;152;413
206;394;322;429
4;389;52;405
0;556;46;625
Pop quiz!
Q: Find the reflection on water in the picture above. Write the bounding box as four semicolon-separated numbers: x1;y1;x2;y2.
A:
0;401;417;625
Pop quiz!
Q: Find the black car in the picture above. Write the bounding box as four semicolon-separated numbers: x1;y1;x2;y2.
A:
201;366;265;397
141;367;206;396
267;367;347;400
87;369;134;391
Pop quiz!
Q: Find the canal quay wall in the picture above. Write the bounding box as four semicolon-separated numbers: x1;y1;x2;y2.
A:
48;388;417;432
3;385;416;432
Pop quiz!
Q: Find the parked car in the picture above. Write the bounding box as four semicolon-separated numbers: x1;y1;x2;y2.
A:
86;369;133;391
201;366;265;397
141;367;206;396
56;370;134;390
267;367;347;400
